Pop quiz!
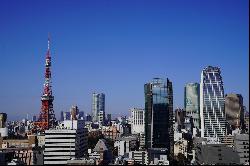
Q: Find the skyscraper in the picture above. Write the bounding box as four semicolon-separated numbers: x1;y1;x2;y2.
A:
92;93;105;124
0;113;7;128
184;83;200;129
60;111;64;121
70;105;79;120
106;114;112;125
0;113;8;137
225;94;244;131
175;108;185;132
200;66;226;140
144;78;173;161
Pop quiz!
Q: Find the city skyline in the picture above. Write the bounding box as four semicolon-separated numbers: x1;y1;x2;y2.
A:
0;0;249;120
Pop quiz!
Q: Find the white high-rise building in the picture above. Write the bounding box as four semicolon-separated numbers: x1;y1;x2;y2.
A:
44;120;88;165
200;66;226;140
92;93;105;124
130;108;145;134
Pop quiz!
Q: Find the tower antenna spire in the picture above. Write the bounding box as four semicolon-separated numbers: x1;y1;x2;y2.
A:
48;32;50;50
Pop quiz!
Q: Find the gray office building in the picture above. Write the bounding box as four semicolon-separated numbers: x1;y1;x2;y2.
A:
144;78;174;161
195;142;240;165
225;94;244;131
184;83;200;129
175;108;185;131
92;93;105;124
234;134;249;164
200;66;226;140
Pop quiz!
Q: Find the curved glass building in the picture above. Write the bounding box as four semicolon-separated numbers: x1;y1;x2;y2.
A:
200;66;226;140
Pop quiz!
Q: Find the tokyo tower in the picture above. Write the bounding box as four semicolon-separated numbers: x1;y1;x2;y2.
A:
34;35;56;131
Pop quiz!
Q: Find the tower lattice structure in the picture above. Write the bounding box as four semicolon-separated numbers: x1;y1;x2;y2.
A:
34;36;56;131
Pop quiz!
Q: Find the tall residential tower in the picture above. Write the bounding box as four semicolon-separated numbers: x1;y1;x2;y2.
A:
92;93;105;125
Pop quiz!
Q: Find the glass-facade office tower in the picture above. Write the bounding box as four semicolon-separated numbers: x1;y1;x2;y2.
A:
144;78;173;160
184;83;200;129
92;93;105;124
225;94;244;131
200;66;226;140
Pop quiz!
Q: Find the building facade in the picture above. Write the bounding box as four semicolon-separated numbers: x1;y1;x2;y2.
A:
200;66;226;140
44;120;88;165
195;143;240;165
114;135;138;156
144;78;174;161
184;83;200;129
234;134;249;165
128;151;148;165
62;111;70;121
70;105;79;120
225;94;244;131
245;113;249;134
130;108;145;134
175;108;186;132
0;113;8;138
92;93;105;124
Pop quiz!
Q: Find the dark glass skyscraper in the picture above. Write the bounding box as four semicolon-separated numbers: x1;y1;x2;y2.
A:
144;78;173;161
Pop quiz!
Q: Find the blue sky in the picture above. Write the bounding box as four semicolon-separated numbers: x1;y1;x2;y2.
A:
0;0;248;120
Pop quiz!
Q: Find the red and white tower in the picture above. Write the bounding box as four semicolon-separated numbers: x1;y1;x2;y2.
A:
34;35;56;131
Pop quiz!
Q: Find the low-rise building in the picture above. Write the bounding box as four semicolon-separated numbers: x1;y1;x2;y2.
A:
128;151;148;165
67;158;96;165
174;139;188;158
245;115;249;134
139;133;145;150
114;135;138;156
37;134;45;147
221;135;234;147
129;108;145;134
234;134;249;165
44;120;88;165
102;126;120;141
1;135;36;149
195;140;240;165
88;139;112;165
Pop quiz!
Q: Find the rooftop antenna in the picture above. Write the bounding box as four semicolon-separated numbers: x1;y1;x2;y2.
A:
48;32;50;50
